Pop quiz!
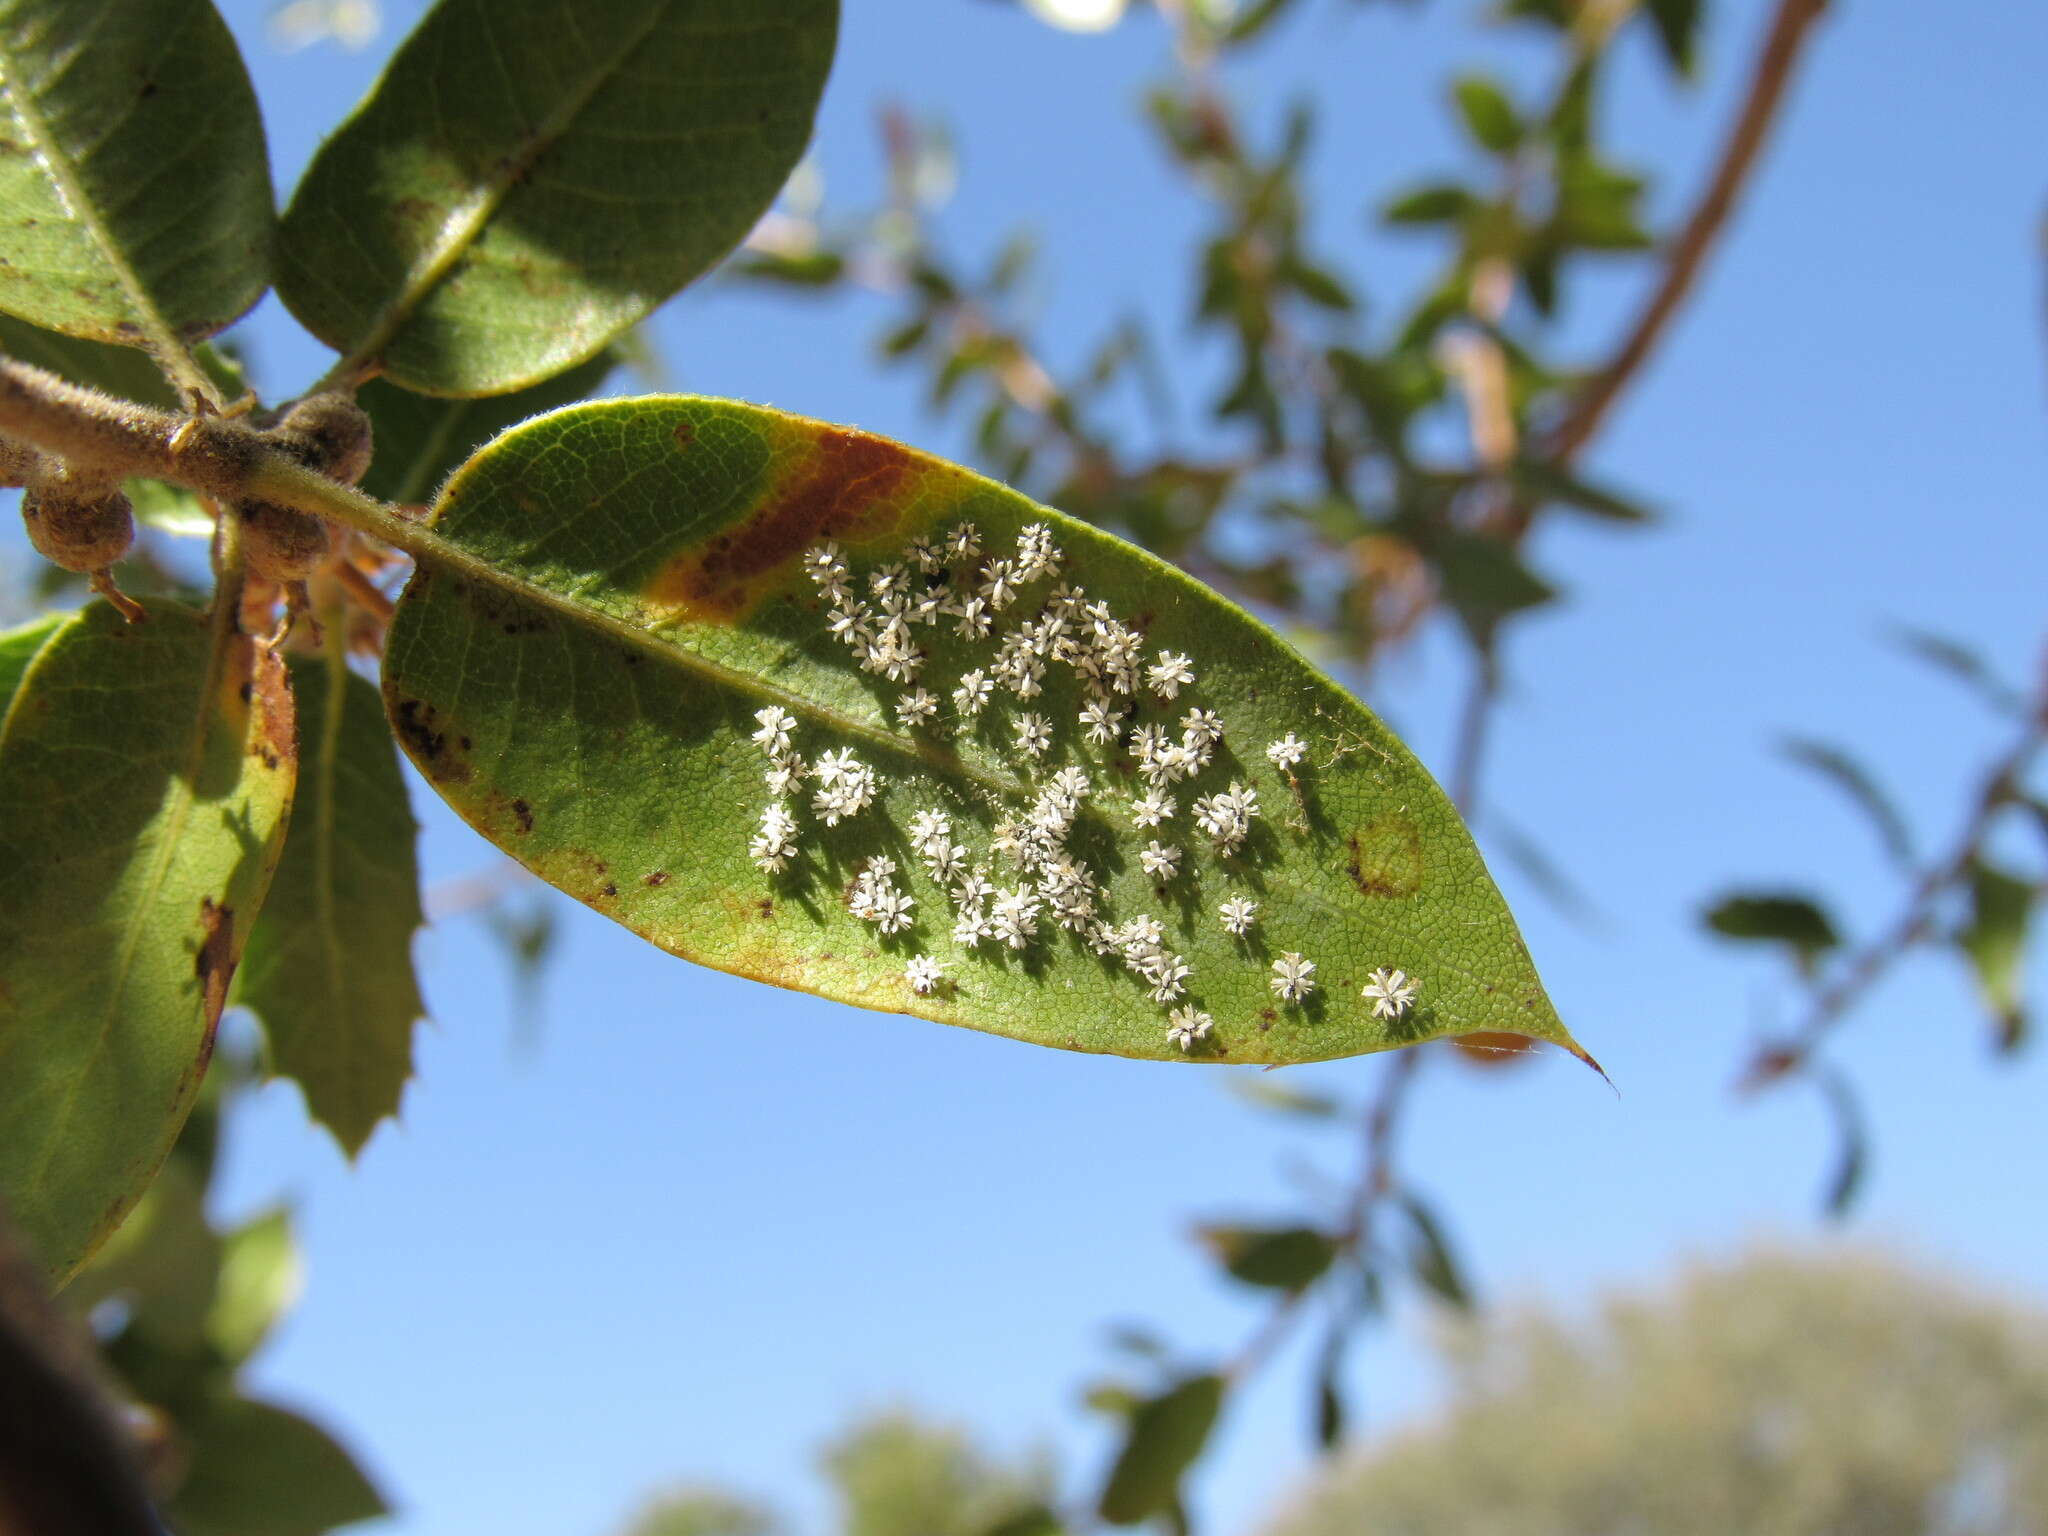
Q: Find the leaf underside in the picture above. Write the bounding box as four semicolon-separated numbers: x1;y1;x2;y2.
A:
0;0;272;347
383;398;1581;1068
232;657;425;1158
0;600;294;1282
275;0;837;396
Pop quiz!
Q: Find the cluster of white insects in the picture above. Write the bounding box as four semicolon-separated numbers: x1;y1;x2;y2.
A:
744;519;1420;1052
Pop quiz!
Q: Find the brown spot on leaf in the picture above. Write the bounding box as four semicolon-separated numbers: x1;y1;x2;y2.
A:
510;798;534;834
643;870;670;887
601;882;618;898
643;428;916;623
1344;814;1424;899
390;696;470;782
756;898;773;919
673;419;696;449
194;898;236;1026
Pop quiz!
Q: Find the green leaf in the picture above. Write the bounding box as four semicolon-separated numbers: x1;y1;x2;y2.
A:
357;351;616;508
164;1396;387;1536
63;1155;221;1351
0;607;65;708
275;0;837;396
0;313;247;412
1958;859;2032;1053
1451;75;1520;154
1814;1066;1868;1220
1890;627;2026;716
1399;1192;1473;1311
1381;183;1474;226
0;0;271;373
1196;1223;1336;1290
379;399;1584;1067
1097;1373;1226;1526
1703;892;1839;967
232;656;424;1157
1643;0;1703;76
207;1206;300;1365
0;599;295;1282
1780;737;1915;872
1223;1075;1343;1119
1506;459;1655;524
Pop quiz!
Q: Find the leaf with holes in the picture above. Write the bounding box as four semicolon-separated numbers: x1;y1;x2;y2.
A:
275;0;836;396
0;0;272;370
232;654;425;1157
0;599;294;1282
380;398;1584;1069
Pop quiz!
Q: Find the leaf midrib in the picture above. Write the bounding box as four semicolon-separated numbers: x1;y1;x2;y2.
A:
329;0;675;378
0;14;215;404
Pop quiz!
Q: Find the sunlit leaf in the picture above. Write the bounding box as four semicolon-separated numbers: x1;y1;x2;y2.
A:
0;600;294;1282
232;656;424;1154
275;0;837;395
1958;858;2032;1053
380;399;1584;1067
1097;1373;1225;1526
1196;1223;1336;1291
0;0;271;357
164;1396;387;1536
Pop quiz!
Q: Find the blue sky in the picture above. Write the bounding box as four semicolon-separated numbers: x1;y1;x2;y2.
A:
8;1;2046;1532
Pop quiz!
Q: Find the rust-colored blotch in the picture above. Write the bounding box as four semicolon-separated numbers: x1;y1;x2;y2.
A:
645;428;916;623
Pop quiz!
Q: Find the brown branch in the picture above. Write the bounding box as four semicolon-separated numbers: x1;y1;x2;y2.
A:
1742;645;2048;1086
1228;1045;1428;1383
1545;0;1831;466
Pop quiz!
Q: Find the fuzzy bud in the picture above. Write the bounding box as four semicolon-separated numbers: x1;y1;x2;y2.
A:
239;500;335;584
21;463;134;573
267;392;374;487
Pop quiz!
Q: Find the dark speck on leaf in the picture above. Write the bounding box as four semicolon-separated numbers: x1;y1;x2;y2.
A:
673;419;695;449
643;870;670;888
601;883;617;898
510;798;533;833
238;681;253;703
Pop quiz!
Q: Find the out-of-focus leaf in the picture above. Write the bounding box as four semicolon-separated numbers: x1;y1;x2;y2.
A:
1224;1076;1344;1119
1891;628;2026;716
0;315;246;414
732;249;847;287
1222;0;1301;45
1399;1192;1473;1311
1703;892;1839;968
1280;257;1355;312
1431;530;1557;625
356;350;616;506
1451;76;1520;154
1381;184;1475;226
1814;1066;1868;1220
125;478;219;539
1097;1373;1226;1525
379;399;1586;1067
1507;460;1655;524
164;1396;387;1536
1196;1224;1337;1291
61;1157;219;1349
0;601;294;1282
1781;737;1915;872
1313;1322;1349;1451
1958;859;2032;1053
1643;0;1703;76
232;657;424;1156
207;1207;301;1366
0;0;271;359
979;1507;1064;1536
276;0;837;395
